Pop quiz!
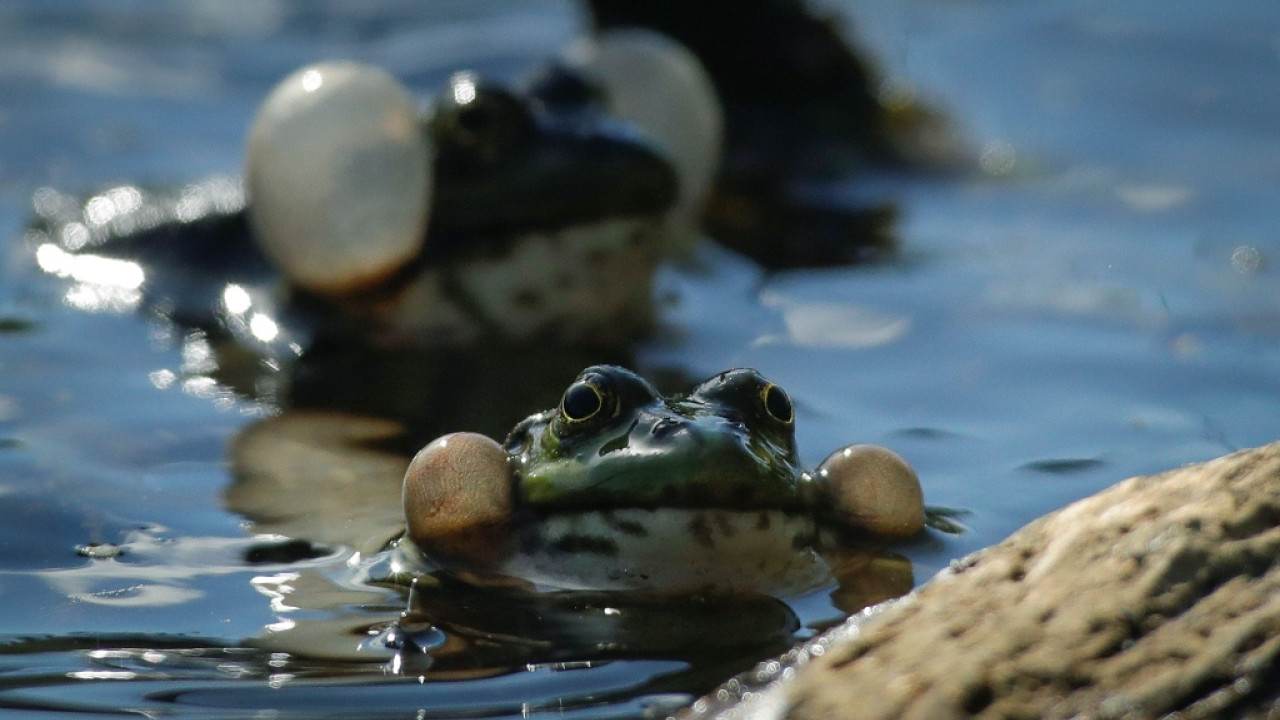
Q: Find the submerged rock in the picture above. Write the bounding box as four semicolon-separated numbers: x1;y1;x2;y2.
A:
696;440;1280;719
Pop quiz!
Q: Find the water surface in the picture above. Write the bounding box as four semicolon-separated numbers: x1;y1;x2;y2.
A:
2;1;1278;717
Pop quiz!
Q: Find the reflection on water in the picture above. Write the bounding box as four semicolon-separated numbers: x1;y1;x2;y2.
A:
32;243;144;313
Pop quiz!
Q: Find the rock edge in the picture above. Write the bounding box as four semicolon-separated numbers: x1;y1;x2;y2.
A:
782;440;1280;720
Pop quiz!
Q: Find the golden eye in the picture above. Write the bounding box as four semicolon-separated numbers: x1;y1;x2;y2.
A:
760;383;794;425
560;381;605;423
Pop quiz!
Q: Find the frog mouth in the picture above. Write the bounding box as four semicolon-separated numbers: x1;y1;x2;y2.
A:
505;508;828;594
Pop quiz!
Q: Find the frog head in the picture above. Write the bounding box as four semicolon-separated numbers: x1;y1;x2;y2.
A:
404;366;838;594
507;365;808;514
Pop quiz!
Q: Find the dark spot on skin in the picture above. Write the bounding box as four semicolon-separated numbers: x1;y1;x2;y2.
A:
550;534;619;557
713;511;736;538
554;273;575;290
586;249;611;266
791;532;810;550
602;511;649;538
687;512;715;549
512;288;543;309
756;511;772;531
628;227;650;246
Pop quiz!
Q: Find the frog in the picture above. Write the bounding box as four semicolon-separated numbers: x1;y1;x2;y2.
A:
402;365;924;595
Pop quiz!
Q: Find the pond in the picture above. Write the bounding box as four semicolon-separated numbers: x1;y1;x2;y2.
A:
2;1;1278;718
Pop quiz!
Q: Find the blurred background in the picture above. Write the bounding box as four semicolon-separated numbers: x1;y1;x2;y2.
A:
1;1;1278;717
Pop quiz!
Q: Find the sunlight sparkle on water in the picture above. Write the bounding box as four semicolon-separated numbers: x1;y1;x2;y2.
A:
83;186;143;227
69;670;137;681
249;313;280;342
252;571;302;613
64;283;141;313
149;369;177;390
222;283;252;314
36;243;144;289
180;331;217;374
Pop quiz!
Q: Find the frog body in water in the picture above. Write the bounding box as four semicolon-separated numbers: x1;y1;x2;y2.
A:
27;55;687;356
403;365;925;595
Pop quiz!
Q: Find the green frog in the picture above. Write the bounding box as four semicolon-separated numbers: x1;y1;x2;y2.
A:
403;365;924;595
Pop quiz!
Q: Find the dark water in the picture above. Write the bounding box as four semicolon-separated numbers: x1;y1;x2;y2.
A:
2;1;1279;717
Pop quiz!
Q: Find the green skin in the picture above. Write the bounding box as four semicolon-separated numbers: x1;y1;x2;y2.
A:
503;365;817;519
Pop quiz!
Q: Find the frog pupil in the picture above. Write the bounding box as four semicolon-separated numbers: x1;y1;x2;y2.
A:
562;383;603;421
762;384;793;424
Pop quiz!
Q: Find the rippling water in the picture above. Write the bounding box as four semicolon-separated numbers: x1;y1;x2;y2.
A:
2;1;1278;717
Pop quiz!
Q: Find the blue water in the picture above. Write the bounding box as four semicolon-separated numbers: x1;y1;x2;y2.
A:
2;1;1279;717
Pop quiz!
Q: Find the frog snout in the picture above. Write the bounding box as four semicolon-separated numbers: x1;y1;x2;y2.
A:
648;417;687;439
645;417;747;454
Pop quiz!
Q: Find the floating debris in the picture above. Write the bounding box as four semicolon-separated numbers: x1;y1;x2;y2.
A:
76;542;124;560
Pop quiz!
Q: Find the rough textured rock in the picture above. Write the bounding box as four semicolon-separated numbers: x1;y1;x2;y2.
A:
785;441;1280;720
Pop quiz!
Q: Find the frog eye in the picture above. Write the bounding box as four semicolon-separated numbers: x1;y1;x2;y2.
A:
760;383;794;426
561;380;606;423
431;72;535;168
